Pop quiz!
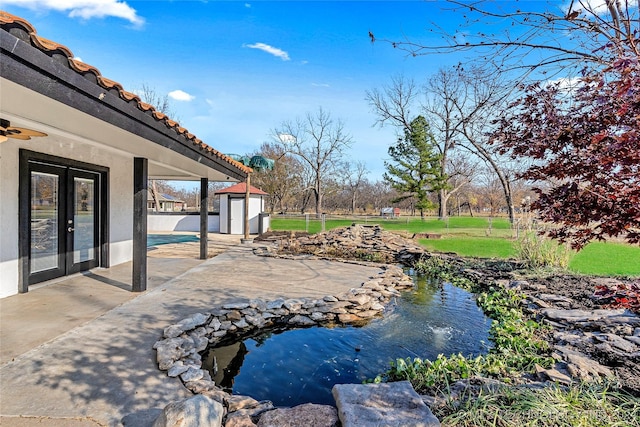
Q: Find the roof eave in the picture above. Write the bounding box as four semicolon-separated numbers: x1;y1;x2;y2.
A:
0;15;250;180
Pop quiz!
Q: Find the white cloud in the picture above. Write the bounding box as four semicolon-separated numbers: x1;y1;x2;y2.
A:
244;3;251;8
168;90;195;102
244;42;290;61
3;0;144;26
73;56;83;62
545;76;582;91
312;83;330;87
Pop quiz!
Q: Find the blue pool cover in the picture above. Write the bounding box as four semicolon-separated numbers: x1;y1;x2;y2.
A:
147;234;200;247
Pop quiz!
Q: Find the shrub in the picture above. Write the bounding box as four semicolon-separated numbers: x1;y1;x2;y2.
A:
514;218;572;269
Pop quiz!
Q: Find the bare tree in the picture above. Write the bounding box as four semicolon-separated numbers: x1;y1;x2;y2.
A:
371;1;639;80
342;161;369;214
273;108;354;216
251;142;304;213
367;69;513;221
137;84;179;119
439;66;522;223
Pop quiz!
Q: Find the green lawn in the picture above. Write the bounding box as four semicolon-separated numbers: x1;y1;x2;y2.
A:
269;215;640;277
569;242;640;277
270;216;512;236
419;237;517;259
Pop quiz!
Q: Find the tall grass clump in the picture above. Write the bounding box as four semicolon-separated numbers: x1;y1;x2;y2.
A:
438;381;640;427
514;217;572;269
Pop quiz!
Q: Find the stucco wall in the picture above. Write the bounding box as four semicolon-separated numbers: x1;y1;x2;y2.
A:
0;139;133;298
218;194;266;235
148;214;220;233
0;143;20;298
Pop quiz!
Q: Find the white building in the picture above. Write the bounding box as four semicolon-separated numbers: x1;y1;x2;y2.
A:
0;12;252;298
216;183;269;235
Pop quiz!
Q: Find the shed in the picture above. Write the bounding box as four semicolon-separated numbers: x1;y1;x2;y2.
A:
380;207;401;218
215;183;268;235
147;192;186;212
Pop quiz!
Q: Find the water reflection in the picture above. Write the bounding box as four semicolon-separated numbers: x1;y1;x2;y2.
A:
201;275;491;406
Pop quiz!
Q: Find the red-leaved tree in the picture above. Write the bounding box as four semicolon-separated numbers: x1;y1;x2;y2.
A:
491;58;640;249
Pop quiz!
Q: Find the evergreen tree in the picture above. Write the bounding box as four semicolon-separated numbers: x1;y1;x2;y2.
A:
383;116;445;218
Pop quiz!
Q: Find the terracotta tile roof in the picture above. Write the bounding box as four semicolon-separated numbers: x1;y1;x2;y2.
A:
214;182;268;195
0;11;252;175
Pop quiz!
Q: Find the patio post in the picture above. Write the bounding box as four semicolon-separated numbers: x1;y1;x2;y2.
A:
200;178;208;260
133;157;148;292
243;172;251;242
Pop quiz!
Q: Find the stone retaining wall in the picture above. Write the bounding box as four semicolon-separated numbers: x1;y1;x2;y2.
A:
153;265;416;425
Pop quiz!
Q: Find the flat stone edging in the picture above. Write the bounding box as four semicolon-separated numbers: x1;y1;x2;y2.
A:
153;263;416;424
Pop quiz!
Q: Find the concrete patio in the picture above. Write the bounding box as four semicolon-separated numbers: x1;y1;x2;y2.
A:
0;235;382;426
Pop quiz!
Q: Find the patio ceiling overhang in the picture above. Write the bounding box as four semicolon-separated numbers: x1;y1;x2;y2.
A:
0;15;250;182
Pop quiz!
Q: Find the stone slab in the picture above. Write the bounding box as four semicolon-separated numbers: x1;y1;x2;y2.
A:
332;381;440;427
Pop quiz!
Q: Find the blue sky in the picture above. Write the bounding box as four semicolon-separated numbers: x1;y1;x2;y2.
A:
2;1;567;187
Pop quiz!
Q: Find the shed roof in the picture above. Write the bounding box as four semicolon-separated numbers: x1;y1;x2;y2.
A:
215;182;268;195
147;193;185;203
0;11;251;179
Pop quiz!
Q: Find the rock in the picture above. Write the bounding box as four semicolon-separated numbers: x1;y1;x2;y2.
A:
257;403;339;427
179;313;210;331
249;299;267;311
224;302;250;310
225;415;257;427
349;294;372;306
370;302;385;311
156;338;186;370
625;335;640;346
184;379;218;394
538;366;572;385
266;299;285;310
337;313;362;324
209;318;222;331
541;308;629;323
233;318;250;329
153;395;224;427
163;324;186;339
193;336;208;352
284;299;304;311
289;315;316;326
356;310;381;319
310;312;327;321
226;395;261;412
226;402;274;421
555;346;613;379
538;294;573;304
593;332;639;353
167;361;189;378
332;381;440;427
241;307;259;317
201;388;229;404
246;315;266;327
227;311;243;321
180;367;205;383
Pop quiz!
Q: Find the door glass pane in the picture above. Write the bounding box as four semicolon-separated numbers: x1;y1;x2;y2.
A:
73;177;95;263
30;172;59;273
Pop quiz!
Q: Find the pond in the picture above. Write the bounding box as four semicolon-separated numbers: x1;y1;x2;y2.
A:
201;274;491;407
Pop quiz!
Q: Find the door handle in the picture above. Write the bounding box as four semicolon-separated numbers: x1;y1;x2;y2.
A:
68;227;74;232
